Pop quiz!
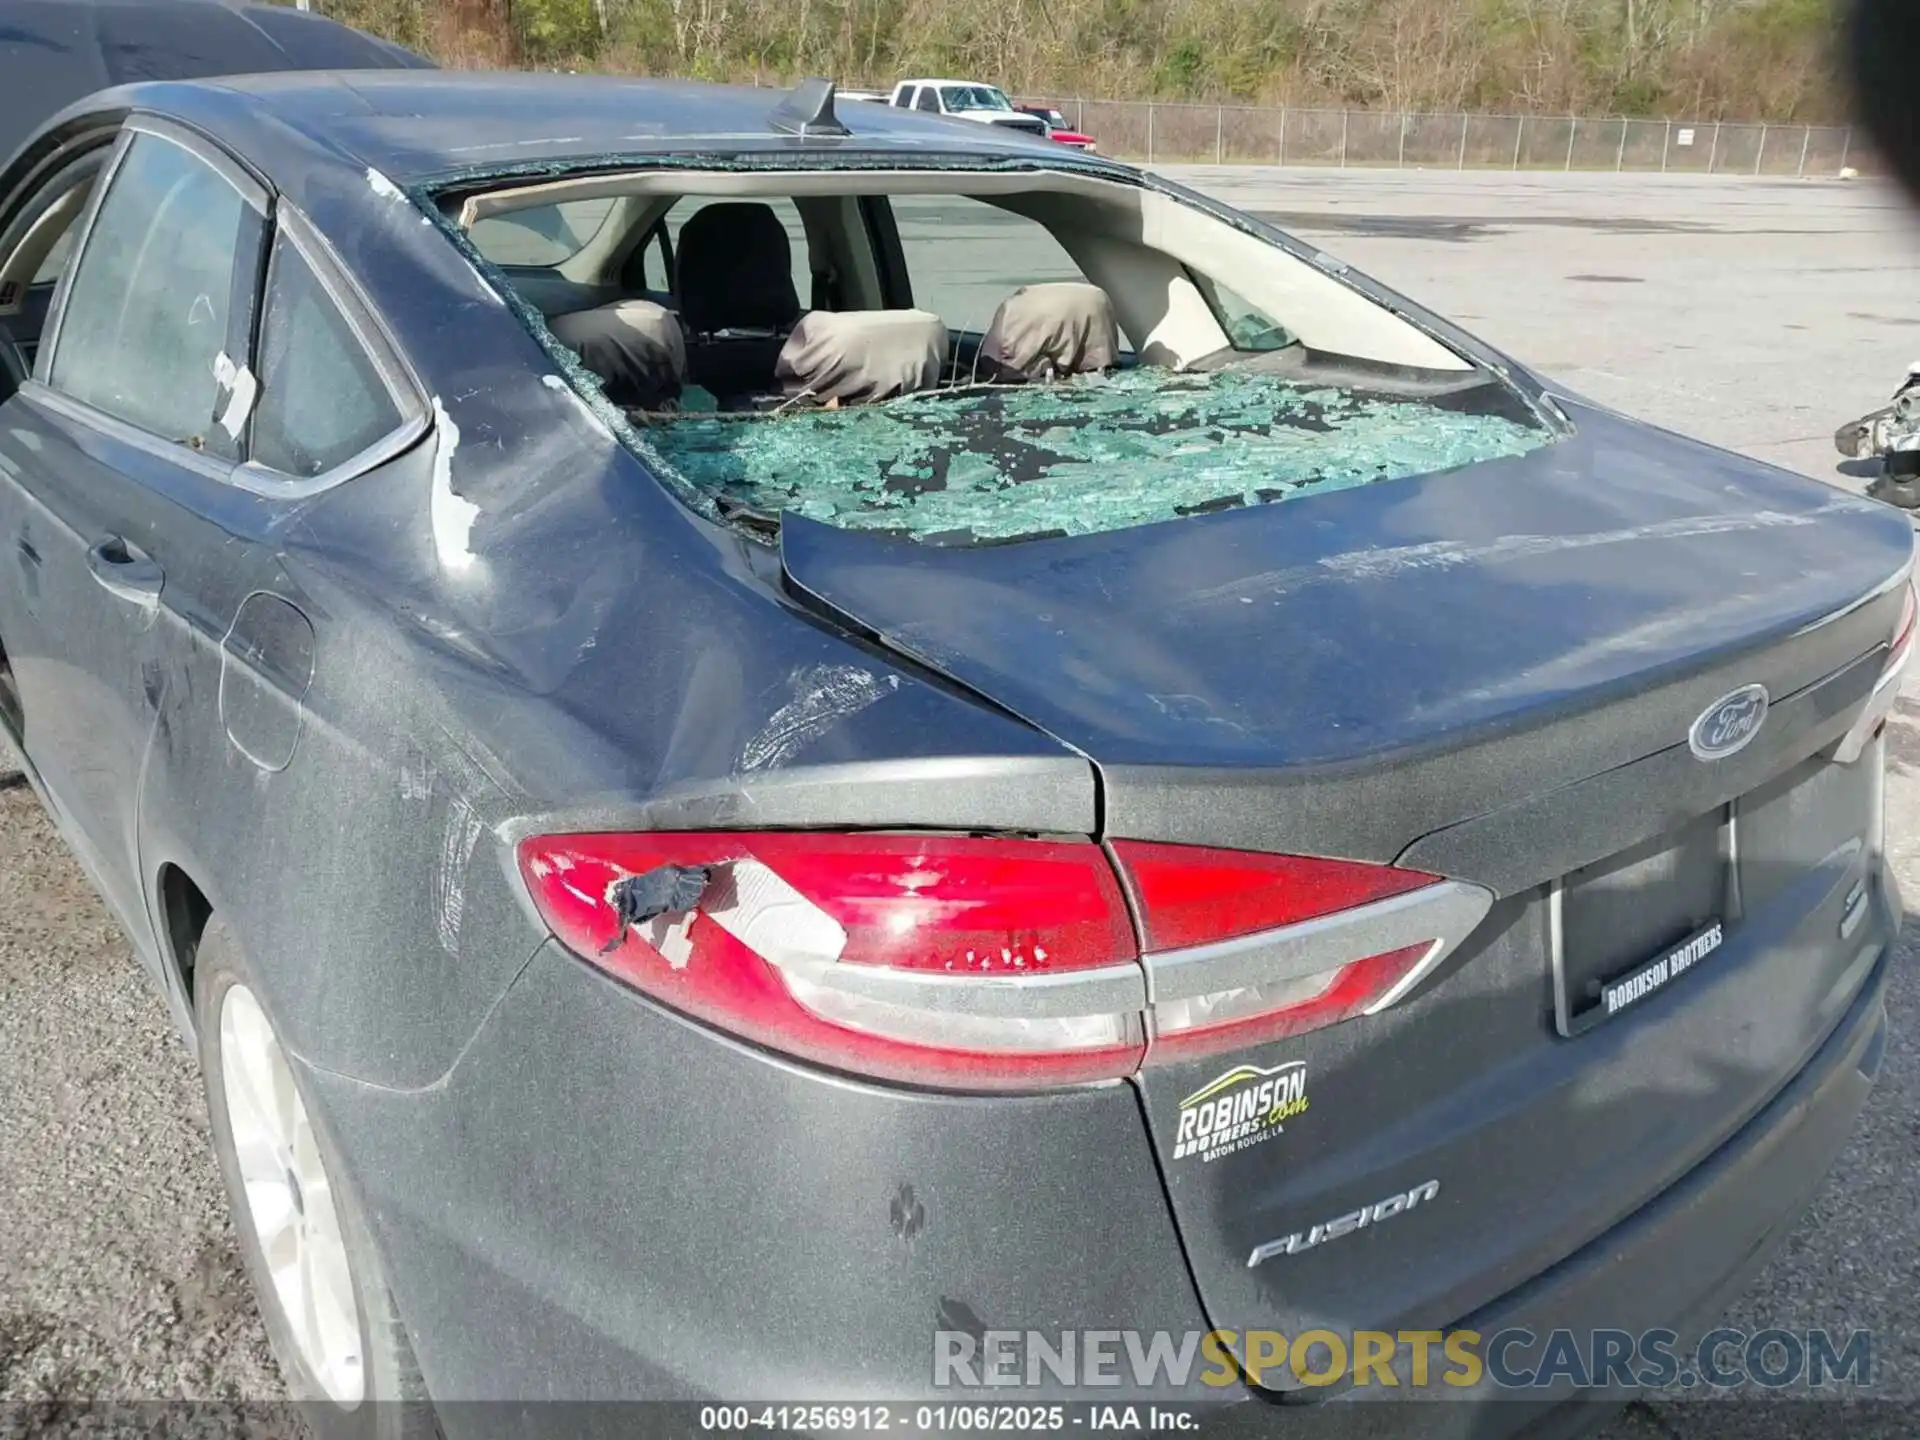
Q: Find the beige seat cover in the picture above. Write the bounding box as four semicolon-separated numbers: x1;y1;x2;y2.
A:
774;309;950;404
551;299;687;409
979;281;1119;382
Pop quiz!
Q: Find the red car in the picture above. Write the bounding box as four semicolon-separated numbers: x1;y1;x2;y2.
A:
1018;104;1097;150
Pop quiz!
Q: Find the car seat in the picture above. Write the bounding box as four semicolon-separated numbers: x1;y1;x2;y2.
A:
674;203;803;402
549;299;686;410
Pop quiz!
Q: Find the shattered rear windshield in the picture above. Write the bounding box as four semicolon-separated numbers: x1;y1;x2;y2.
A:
645;367;1554;546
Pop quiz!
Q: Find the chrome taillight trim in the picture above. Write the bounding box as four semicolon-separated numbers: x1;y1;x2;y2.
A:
775;955;1148;1020
1834;619;1913;765
773;879;1497;1031
1139;880;1496;1007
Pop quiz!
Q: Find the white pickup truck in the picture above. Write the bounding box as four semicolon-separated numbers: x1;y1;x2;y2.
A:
886;80;1052;137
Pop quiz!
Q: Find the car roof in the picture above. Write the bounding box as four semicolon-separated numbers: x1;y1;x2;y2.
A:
87;72;1119;187
0;0;428;165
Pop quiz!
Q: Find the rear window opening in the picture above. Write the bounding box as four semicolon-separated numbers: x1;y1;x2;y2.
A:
454;166;1557;546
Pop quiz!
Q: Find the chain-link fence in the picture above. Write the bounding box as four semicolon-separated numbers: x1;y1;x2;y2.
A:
1028;102;1862;176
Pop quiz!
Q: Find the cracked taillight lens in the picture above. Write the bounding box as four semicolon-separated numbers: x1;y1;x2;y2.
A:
517;833;1146;1089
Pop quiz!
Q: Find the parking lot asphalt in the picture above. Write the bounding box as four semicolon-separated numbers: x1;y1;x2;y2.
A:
4;168;1920;1431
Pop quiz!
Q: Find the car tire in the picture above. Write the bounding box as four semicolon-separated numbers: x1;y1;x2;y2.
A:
195;918;437;1439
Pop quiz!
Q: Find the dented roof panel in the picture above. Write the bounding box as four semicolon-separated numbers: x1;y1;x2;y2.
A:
78;70;1098;189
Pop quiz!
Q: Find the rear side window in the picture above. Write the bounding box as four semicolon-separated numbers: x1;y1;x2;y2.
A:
250;232;404;479
49;132;249;447
1194;274;1295;353
469;198;618;268
914;88;940;113
885;195;1087;335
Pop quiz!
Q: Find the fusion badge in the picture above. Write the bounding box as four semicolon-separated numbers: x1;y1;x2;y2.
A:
1247;1179;1442;1268
1172;1061;1308;1164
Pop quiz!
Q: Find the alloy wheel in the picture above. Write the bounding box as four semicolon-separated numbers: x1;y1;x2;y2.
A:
219;982;366;1406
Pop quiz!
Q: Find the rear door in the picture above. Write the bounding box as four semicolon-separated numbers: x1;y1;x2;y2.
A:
128;197;428;999
0;120;266;944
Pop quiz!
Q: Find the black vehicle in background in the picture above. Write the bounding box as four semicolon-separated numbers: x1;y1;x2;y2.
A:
0;0;427;394
0;0;427;160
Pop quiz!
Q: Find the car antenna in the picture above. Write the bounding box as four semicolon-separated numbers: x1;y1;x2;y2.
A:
769;77;850;138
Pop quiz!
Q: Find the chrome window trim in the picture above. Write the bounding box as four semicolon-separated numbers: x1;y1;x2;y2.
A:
230;412;430;501
35;127;133;378
232;202;430;501
122;116;270;213
19;378;239;486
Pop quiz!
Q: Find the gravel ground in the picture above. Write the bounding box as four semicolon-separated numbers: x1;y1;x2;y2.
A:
0;763;278;1406
3;168;1920;1433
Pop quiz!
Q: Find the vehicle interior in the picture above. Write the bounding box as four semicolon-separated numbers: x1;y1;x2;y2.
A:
0;148;111;403
457;169;1501;398
0;151;1554;548
455;168;1553;543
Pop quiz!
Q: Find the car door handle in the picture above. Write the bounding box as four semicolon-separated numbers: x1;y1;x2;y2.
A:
86;536;164;609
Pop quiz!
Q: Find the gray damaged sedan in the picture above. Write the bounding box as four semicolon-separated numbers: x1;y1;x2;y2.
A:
0;64;1912;1439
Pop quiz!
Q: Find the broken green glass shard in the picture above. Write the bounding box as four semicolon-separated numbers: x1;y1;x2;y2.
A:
645;368;1554;546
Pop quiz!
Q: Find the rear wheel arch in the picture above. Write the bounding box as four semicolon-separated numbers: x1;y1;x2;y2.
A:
158;861;214;1008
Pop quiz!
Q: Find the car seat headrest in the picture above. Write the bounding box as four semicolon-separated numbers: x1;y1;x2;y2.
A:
774;309;950;404
979;281;1119;382
550;299;686;410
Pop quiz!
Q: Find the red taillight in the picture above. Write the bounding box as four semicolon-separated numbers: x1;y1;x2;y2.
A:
1114;840;1438;950
517;833;1145;1089
1111;841;1460;1062
517;832;1489;1090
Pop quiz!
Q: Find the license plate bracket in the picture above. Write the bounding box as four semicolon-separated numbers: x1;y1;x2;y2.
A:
1555;917;1726;1035
1551;809;1734;1037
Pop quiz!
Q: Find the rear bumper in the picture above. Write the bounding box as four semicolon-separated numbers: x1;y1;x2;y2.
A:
1275;896;1892;1440
1490;956;1882;1432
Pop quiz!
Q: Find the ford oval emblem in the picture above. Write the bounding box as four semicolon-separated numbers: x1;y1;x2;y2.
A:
1689;685;1769;760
